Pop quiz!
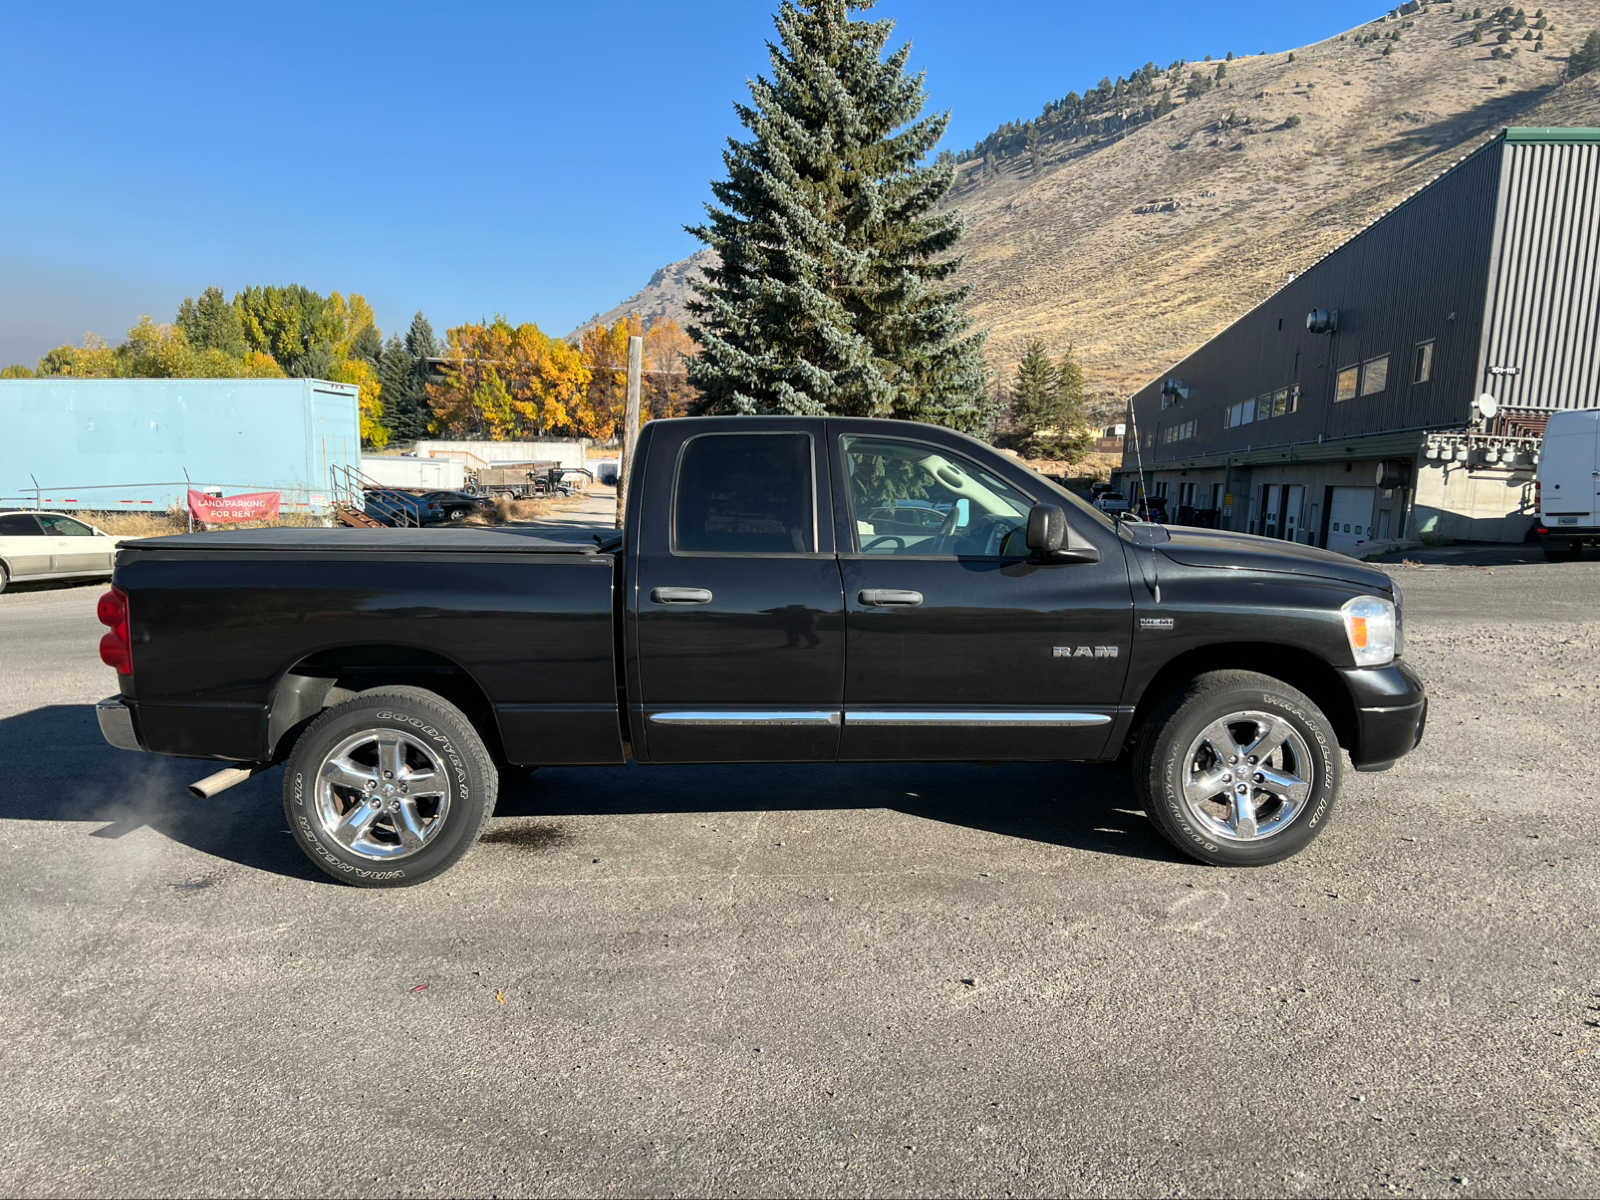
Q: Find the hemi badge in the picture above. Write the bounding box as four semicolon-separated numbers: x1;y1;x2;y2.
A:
1140;617;1175;631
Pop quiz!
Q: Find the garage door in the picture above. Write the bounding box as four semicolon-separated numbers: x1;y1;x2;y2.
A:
1326;486;1376;555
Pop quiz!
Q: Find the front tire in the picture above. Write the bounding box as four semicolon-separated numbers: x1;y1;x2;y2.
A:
283;686;497;886
1134;670;1340;866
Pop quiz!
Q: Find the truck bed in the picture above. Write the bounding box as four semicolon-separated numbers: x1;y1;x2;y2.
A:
112;528;623;766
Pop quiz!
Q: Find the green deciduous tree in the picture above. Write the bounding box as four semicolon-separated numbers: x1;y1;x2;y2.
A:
175;286;247;356
686;0;992;434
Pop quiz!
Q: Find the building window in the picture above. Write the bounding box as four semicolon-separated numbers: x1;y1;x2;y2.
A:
1160;419;1196;445
1336;365;1360;402
1413;340;1434;384
1360;354;1389;396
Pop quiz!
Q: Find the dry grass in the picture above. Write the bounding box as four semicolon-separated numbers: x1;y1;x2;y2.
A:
1024;451;1123;485
88;506;324;536
590;3;1600;399
463;495;565;527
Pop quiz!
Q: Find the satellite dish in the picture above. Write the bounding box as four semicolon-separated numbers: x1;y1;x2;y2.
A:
1473;393;1499;421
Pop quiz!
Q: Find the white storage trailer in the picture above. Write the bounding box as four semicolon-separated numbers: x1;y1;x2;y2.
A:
359;456;466;491
412;438;589;472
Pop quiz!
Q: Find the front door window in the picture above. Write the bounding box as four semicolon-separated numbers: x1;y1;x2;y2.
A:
842;436;1032;558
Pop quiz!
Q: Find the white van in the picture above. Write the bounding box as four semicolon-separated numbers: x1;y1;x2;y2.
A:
1536;409;1600;561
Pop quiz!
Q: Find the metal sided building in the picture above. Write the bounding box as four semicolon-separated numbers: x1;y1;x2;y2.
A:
1;377;361;513
1118;127;1600;553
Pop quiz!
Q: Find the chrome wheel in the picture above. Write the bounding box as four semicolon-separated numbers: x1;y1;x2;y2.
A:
1180;710;1314;843
313;728;451;861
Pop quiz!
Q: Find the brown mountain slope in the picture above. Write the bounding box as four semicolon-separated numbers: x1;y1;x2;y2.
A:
582;2;1600;407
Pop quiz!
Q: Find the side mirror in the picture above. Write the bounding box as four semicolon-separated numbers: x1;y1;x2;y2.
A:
1027;503;1066;553
1027;504;1100;564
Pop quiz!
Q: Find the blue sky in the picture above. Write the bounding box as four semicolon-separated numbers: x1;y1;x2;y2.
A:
0;0;1384;367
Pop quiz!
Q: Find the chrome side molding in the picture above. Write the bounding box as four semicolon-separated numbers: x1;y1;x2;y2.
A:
648;710;842;727
646;708;1113;729
845;710;1113;727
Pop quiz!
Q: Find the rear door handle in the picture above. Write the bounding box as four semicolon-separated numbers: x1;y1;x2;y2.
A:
651;586;714;605
859;588;923;607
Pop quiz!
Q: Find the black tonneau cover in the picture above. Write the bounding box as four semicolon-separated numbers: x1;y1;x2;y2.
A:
122;527;602;555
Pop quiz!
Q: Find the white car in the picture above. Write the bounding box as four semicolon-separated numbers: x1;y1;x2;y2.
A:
0;511;122;593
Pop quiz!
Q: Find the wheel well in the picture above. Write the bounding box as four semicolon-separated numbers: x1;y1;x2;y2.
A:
1129;643;1357;754
268;645;504;763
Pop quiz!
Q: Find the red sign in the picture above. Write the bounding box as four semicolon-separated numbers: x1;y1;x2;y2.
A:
188;490;281;524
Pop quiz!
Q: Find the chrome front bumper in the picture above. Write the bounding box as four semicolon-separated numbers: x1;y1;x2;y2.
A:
96;695;143;753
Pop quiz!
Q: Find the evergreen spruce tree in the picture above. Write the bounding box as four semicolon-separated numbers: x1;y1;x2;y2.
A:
1010;339;1055;435
402;312;440;437
1040;347;1093;462
378;335;425;442
686;0;992;434
1011;339;1092;462
1570;28;1600;78
404;311;439;362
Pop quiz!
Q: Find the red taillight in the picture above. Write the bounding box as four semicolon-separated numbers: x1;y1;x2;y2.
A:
1534;479;1542;511
97;586;132;675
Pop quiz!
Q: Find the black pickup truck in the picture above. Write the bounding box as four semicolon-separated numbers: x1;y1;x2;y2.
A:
95;416;1425;885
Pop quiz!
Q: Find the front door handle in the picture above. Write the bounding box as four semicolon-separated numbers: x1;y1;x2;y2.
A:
651;586;714;605
859;588;923;607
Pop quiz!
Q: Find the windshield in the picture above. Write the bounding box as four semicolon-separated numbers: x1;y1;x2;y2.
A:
1008;460;1118;532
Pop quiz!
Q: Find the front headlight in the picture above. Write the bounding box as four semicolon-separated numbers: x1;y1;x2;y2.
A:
1342;595;1397;667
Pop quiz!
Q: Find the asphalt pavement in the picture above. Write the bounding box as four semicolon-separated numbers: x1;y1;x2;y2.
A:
1;527;1597;1197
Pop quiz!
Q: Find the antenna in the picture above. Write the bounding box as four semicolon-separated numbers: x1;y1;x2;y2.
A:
1126;398;1151;521
1124;399;1161;604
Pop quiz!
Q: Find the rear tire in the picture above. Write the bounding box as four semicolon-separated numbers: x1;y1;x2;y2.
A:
0;562;8;594
283;686;497;887
1134;670;1340;867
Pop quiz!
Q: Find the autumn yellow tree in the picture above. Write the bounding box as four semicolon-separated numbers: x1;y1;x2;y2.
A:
118;317;196;377
428;318;590;439
576;315;642;438
328;356;388;448
36;334;120;377
644;318;696;419
575;315;699;436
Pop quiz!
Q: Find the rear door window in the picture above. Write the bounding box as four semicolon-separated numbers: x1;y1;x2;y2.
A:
673;433;816;554
0;514;43;535
37;515;95;536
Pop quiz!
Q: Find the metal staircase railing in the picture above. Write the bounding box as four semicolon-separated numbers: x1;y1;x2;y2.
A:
329;463;422;528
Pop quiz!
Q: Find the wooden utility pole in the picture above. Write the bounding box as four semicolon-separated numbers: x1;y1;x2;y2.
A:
616;334;643;529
